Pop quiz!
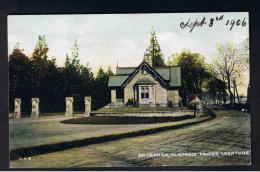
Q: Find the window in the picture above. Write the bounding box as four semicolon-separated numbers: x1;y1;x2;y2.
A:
140;86;149;99
141;87;145;99
145;87;149;98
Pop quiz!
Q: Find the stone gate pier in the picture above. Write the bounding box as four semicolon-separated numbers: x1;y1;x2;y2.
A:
84;96;91;117
65;97;74;117
31;98;40;118
14;98;21;118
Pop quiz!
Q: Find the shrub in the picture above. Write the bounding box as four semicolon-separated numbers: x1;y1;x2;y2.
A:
126;98;135;107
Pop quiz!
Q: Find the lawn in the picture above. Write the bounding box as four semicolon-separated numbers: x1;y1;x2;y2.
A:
61;115;194;125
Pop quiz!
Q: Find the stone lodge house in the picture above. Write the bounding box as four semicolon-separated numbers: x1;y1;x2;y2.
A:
108;55;182;107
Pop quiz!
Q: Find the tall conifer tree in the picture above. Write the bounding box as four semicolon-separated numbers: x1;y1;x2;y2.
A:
145;28;166;67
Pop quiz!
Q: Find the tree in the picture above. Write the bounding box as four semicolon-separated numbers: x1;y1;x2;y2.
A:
32;35;48;60
64;54;71;68
91;67;114;109
9;43;32;115
9;40;66;115
42;59;66;113
63;40;99;112
106;66;114;77
170;49;208;105
81;62;94;98
71;40;82;72
63;40;84;111
206;64;227;104
30;36;50;99
9;37;115;114
203;68;227;104
241;38;250;106
145;28;166;67
213;41;248;106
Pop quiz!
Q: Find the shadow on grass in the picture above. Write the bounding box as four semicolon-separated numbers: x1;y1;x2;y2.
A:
60;115;194;125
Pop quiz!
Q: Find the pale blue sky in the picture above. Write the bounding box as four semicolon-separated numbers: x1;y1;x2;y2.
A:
8;13;249;73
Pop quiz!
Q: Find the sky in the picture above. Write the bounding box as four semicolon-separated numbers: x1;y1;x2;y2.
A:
8;12;249;94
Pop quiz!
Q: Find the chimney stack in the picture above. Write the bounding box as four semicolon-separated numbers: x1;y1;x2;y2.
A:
143;53;153;66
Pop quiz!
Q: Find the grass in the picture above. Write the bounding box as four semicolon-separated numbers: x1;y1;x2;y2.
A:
96;106;187;113
61;115;194;125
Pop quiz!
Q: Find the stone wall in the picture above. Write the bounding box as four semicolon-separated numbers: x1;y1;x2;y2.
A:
124;70;168;105
167;90;179;107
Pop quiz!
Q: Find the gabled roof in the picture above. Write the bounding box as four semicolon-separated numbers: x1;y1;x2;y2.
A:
135;78;156;85
108;75;129;87
121;61;169;88
155;68;170;80
116;66;176;81
108;61;181;88
170;67;181;86
116;67;135;75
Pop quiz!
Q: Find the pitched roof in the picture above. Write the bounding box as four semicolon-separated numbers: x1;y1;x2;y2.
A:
121;61;169;88
170;67;181;86
116;67;135;75
108;62;181;88
155;68;170;80
134;78;156;85
117;67;171;80
108;75;129;87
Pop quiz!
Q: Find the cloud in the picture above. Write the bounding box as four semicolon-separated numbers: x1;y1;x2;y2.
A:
8;13;249;71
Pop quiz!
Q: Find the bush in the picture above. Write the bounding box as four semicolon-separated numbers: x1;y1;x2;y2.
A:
126;98;135;107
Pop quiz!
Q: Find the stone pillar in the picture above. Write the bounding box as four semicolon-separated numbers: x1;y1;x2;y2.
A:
31;98;40;118
144;53;153;66
168;90;179;107
65;97;74;117
84;96;91;117
111;89;116;103
14;98;21;118
173;90;179;107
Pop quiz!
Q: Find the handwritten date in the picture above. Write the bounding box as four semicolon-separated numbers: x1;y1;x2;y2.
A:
180;15;247;33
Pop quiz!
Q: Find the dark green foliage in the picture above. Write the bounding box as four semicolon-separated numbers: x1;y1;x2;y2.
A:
170;49;228;106
91;67;113;110
9;38;113;116
145;29;166;67
32;35;48;60
170;50;209;105
9;44;32;115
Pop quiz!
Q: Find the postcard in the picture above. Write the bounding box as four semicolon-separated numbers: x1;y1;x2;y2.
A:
8;12;250;168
